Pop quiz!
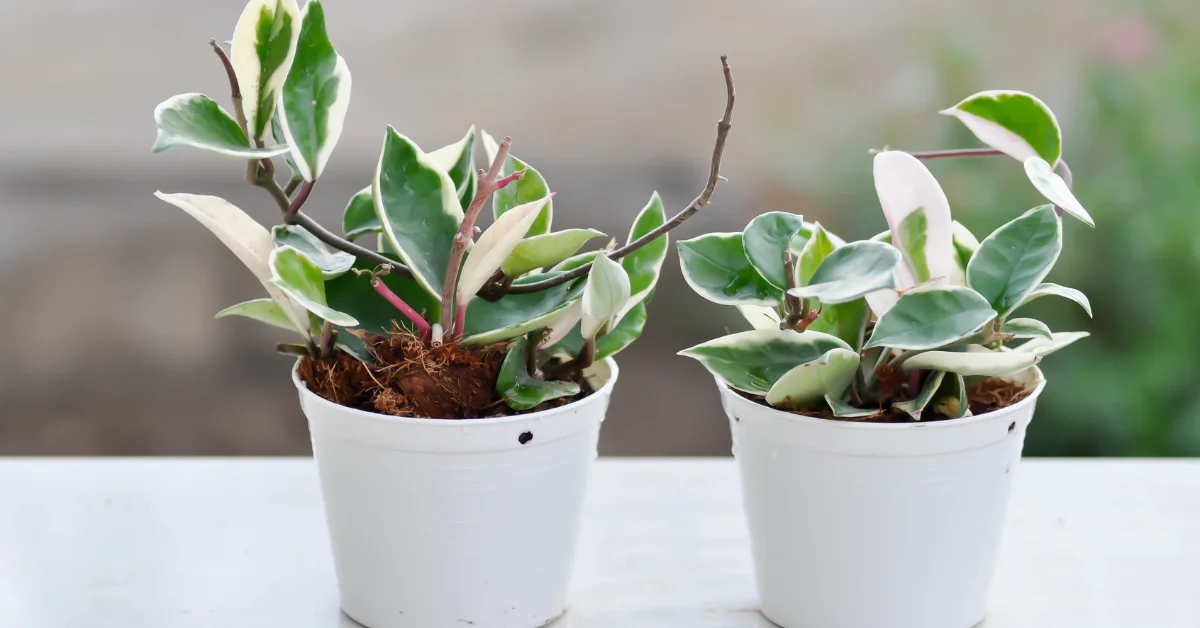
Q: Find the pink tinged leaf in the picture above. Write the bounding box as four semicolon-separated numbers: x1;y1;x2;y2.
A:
872;151;963;289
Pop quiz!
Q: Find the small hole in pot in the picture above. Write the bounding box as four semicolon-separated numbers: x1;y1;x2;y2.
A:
1008;422;1016;433
734;415;741;422
518;431;533;445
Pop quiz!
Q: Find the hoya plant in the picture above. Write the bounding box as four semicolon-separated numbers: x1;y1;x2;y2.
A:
151;1;736;417
679;91;1093;420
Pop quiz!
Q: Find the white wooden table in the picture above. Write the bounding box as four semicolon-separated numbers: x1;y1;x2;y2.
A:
1;458;1197;628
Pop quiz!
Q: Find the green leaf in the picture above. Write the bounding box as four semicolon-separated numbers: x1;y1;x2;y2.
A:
152;94;289;158
341;186;379;241
797;222;836;286
865;286;996;350
1014;331;1089;357
893;371;946;419
874;151;962;285
1024;157;1094;227
216;298;296;331
941;90;1062;165
457;196;552;303
620;192;669;318
826;395;882;419
501;229;605;277
931;372;969;419
483;131;552;236
967;205;1062;316
679;329;851;395
678;233;782;306
154;192;307;333
460;271;585;345
1002;317;1053;340
581;254;631;339
808;298;870;351
788;241;902;305
373;126;464;299
276;1;350;181
737;304;781;330
497;337;581;411
765;348;860;409
231;0;302;140
271;224;354;279
1015;282;1092;318
428;126;477;206
268;246;358;326
951;220;980;274
742;211;806;289
325;253;439;335
900;349;1040;377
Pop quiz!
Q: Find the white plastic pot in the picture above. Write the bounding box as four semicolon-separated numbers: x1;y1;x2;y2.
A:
294;359;617;628
718;373;1045;628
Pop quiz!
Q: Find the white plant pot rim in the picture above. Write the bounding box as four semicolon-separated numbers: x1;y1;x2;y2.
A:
717;366;1044;431
291;356;619;426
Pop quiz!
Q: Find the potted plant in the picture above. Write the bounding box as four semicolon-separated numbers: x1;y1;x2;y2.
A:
149;2;735;626
678;91;1093;628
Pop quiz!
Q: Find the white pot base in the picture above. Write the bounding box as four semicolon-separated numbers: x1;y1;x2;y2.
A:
719;374;1044;628
296;360;618;628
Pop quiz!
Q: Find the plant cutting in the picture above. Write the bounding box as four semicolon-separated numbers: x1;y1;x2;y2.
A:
149;2;735;626
679;91;1092;628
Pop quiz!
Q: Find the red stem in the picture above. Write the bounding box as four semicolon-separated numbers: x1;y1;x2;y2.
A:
372;278;432;341
451;302;468;342
496;170;526;189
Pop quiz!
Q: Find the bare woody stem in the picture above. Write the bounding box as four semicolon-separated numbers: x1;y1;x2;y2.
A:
504;54;736;296
869;147;1004;159
439;136;517;338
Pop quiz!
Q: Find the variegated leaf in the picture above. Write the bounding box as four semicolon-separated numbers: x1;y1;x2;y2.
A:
873;150;963;286
152;94;289;158
457;196;552;303
941;90;1062;165
428;126;478;206
482;130;552;236
900;349;1040;377
373;126;464;299
276;0;351;181
154;192;308;334
581;254;631;339
765;348;860;409
1024;157;1094;227
618;192;669;324
679;329;851;395
230;0;302;140
502;229;604;278
268;246;358;326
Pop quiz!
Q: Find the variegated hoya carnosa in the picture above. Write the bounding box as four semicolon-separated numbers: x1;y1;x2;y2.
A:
679;90;1093;420
150;0;713;411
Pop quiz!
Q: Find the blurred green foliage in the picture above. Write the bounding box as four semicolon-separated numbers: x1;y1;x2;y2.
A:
807;13;1199;456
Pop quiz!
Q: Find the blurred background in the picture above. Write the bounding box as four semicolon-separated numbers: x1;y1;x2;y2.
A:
1;0;1195;456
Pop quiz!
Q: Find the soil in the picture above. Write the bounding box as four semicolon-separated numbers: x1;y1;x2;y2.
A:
299;331;592;420
738;371;1031;424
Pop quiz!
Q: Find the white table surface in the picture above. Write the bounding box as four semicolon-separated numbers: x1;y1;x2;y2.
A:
0;458;1197;628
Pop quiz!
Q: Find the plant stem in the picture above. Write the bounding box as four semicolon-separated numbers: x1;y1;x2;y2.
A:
209;39;247;140
285;180;314;221
318;320;335;359
504;54;736;296
524;330;542;376
371;277;432;341
284;175;304;196
871;147;1004;159
440;138;515;338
